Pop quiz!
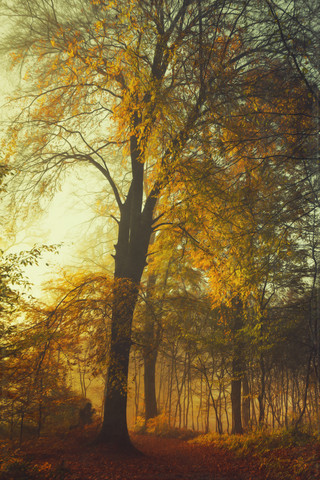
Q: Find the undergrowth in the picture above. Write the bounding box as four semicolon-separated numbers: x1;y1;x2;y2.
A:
192;426;317;452
132;414;198;440
0;451;51;480
0;443;67;480
191;427;320;480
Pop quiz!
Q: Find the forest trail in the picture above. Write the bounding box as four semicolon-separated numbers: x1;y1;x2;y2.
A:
14;429;291;480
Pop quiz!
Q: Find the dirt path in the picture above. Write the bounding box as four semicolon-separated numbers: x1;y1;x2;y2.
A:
21;432;265;480
132;434;259;480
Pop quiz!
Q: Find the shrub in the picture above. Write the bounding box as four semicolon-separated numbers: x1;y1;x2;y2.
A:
131;416;147;434
0;453;36;480
132;414;199;440
146;414;172;436
0;448;56;480
191;427;318;454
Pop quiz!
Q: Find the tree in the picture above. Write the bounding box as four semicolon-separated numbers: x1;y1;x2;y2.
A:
1;298;85;442
0;0;235;446
134;230;204;422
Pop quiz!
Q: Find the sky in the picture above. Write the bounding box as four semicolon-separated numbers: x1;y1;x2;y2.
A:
0;68;112;299
0;19;125;301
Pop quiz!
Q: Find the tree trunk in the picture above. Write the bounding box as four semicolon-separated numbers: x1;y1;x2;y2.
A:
144;350;158;421
19;411;25;446
258;356;266;426
294;353;312;429
142;267;159;422
96;184;156;446
97;279;139;447
94;94;159;446
231;297;243;435
37;403;43;438
242;374;250;430
231;357;243;434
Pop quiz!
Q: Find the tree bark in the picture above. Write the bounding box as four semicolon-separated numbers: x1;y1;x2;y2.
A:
97;279;139;447
258;356;266;425
230;297;244;435
144;350;158;421
242;374;250;430
231;357;243;434
142;268;159;422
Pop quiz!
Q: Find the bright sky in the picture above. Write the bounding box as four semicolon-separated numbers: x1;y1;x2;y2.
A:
0;49;115;299
4;176;103;298
0;113;111;299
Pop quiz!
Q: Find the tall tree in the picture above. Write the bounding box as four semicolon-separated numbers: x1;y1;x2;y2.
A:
0;0;237;446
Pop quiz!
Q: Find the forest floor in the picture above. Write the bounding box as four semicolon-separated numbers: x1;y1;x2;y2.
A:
0;425;319;480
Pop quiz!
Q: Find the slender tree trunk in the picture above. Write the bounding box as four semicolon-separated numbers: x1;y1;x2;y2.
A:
258;356;266;426
205;388;210;434
185;355;191;429
242;374;250;430
144;350;158;421
231;298;244;435
284;369;289;429
19;411;25;446
197;373;202;432
143;257;172;422
251;395;257;426
157;356;163;411
201;362;223;434
314;371;320;432
167;353;174;426
174;359;185;429
10;401;14;441
142;269;159;422
190;371;195;430
294;353;313;429
231;357;243;434
222;380;229;433
133;350;141;423
38;403;42;438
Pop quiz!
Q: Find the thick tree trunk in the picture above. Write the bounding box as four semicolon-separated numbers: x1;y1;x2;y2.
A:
97;279;139;447
95;93;159;446
96;155;157;446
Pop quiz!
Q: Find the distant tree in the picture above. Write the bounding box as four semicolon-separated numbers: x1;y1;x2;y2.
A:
134;231;204;422
158;52;316;432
